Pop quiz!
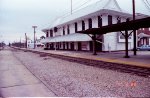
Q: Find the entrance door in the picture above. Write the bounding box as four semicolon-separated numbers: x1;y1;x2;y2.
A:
63;42;65;50
71;42;74;51
66;42;69;50
90;41;93;51
96;39;102;52
78;42;81;51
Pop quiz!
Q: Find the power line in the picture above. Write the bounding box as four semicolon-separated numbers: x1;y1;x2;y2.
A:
42;0;104;29
143;0;150;11
59;0;93;17
60;0;105;18
146;0;150;7
72;0;93;12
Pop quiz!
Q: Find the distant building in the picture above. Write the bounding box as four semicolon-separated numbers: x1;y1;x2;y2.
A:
42;0;148;52
27;39;44;49
137;28;150;46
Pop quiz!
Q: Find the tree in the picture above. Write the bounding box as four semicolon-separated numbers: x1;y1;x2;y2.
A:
40;36;45;39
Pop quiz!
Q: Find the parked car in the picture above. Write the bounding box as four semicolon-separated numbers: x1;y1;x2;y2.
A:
137;45;150;51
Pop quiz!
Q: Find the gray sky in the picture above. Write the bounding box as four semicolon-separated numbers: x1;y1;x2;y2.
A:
0;0;150;44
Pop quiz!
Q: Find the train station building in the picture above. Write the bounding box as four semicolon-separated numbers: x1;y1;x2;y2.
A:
41;0;149;52
137;28;150;46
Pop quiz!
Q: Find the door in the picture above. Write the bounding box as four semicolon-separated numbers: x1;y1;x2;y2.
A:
71;42;74;51
96;39;102;52
78;42;81;51
90;41;93;51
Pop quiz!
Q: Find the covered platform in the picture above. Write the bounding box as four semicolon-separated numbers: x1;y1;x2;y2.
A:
77;17;150;57
12;46;150;77
14;47;150;69
41;33;92;43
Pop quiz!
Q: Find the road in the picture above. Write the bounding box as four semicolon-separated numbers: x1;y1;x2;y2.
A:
0;48;56;97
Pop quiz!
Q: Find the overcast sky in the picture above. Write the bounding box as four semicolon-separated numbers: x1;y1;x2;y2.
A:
0;0;150;44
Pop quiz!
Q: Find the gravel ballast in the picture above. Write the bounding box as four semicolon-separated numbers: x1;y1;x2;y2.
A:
13;50;150;97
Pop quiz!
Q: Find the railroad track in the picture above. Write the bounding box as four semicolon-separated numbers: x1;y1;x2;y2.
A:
12;47;150;77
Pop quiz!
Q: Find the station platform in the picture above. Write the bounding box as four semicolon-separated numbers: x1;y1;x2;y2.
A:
16;47;150;69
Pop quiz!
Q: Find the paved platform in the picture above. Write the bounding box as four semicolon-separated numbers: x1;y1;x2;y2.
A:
16;47;150;69
0;49;56;97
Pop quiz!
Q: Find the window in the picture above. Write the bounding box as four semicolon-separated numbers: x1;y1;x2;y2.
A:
54;27;58;32
108;15;112;25
126;18;130;22
75;22;78;32
67;25;70;34
88;18;92;29
46;31;49;37
82;20;85;30
98;16;102;27
143;28;145;31
117;17;121;23
63;27;65;35
50;30;53;37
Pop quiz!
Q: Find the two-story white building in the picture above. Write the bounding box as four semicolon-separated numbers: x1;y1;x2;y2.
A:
41;0;146;52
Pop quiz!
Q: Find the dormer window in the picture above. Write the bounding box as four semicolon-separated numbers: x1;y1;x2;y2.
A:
98;16;102;27
108;15;112;25
82;20;85;30
63;27;65;35
88;18;92;29
117;17;121;23
46;31;49;37
50;30;53;37
54;27;58;32
67;25;70;34
75;22;78;33
126;18;130;22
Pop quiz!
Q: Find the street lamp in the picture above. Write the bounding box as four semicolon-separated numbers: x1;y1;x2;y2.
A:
32;26;37;49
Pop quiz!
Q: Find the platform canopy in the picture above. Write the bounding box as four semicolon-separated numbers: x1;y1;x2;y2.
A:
41;33;92;43
138;33;150;38
77;17;150;34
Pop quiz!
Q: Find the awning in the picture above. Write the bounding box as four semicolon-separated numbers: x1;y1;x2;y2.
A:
40;37;52;43
138;33;150;38
77;17;150;34
41;33;92;43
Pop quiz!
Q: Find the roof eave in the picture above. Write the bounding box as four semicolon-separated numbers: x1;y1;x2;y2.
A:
43;9;133;31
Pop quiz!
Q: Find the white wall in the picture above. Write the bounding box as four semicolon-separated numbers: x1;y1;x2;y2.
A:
70;23;75;34
103;15;134;51
78;21;82;31
85;19;89;30
49;12;134;51
92;16;98;28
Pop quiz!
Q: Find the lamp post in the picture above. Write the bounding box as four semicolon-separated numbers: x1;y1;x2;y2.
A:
32;26;37;49
132;0;137;55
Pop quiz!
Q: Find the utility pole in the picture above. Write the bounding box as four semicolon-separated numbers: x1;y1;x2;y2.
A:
133;0;137;56
32;26;37;49
25;33;27;48
0;35;2;50
20;37;21;48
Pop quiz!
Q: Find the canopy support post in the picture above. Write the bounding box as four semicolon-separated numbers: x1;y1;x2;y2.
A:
124;30;130;58
93;34;97;55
